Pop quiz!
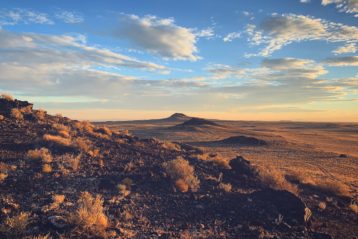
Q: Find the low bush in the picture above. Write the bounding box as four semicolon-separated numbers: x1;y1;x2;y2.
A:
27;148;53;163
0;93;14;101
11;108;23;120
350;203;358;214
42;164;52;173
34;109;46;121
69;192;109;236
218;182;232;192
257;166;299;195
43;134;71;147
0;212;30;237
162;157;200;192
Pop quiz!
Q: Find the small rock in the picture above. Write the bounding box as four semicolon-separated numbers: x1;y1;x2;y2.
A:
48;215;67;229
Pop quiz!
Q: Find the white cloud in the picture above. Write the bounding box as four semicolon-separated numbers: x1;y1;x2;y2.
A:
0;8;53;26
114;14;199;61
55;10;84;24
322;0;358;17
0;29;172;97
195;27;215;39
324;55;358;66
245;13;358;56
223;32;241;42
206;64;246;79
333;43;357;54
200;58;352;107
300;0;311;3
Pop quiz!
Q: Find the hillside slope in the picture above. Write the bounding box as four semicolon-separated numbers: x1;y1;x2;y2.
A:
0;96;353;238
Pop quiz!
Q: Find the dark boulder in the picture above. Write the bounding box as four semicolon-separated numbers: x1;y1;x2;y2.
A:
250;189;312;226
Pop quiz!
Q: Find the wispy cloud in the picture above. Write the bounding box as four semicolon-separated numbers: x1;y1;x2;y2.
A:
322;0;358;17
0;29;170;98
333;43;357;54
113;14;200;61
55;10;84;24
244;13;358;56
223;32;241;42
0;8;53;26
324;55;358;66
194;27;215;39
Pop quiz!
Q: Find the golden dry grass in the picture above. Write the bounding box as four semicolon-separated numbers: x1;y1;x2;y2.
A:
31;234;51;239
257;166;299;195
196;153;230;169
73;137;91;153
96;126;112;136
0;172;8;182
218;182;232;192
349;203;358;214
289;172;352;197
27;148;53;163
161;141;181;151
0;212;30;236
10;108;23;120
43;134;71;147
47;194;65;211
42;164;52;173
175;179;189;192
0;93;14;101
74;121;94;133
163;157;200;192
34;109;46;121
69;192;109;236
313;180;352;197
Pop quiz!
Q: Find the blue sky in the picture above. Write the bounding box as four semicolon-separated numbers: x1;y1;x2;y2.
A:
0;0;357;121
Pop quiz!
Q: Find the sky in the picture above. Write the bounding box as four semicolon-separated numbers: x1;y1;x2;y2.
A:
0;0;357;121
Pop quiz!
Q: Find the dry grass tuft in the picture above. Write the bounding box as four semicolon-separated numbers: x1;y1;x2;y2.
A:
0;212;30;236
69;192;109;236
0;93;14;101
32;234;51;239
96;126;112;136
163;157;200;192
174;179;189;192
47;194;65;211
42;164;52;173
257;166;299;195
11;108;23;120
313;180;352;197
290;172;352;197
27;148;53;163
0;172;8;182
53;194;65;205
218;182;232;192
349;203;358;214
43;134;71;147
34;109;46;121
74;121;94;133
88;148;100;158
161;141;181;151
73;137;91;153
196;153;230;169
117;184;131;197
52;123;71;138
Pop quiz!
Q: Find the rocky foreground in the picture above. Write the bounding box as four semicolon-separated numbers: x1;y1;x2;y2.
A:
0;96;357;239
